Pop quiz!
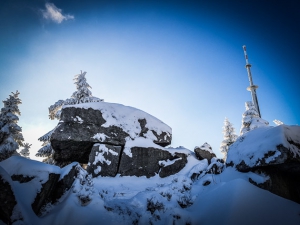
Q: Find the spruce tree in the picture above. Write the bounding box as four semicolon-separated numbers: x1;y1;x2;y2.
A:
220;117;237;161
36;128;56;164
20;143;31;158
240;101;269;135
36;71;103;164
0;91;24;161
72;71;92;102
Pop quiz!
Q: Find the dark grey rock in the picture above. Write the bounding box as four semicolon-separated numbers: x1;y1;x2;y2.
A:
11;174;35;183
31;173;60;216
87;144;122;177
51;106;171;164
159;153;187;178
52;163;79;204
205;160;224;175
138;119;171;147
118;147;187;178
194;143;216;164
0;166;23;224
31;163;80;216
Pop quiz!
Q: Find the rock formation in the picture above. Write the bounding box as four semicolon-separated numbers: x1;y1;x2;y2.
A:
51;102;172;163
50;102;188;178
0;156;81;216
194;142;216;164
0;165;24;224
226;125;300;203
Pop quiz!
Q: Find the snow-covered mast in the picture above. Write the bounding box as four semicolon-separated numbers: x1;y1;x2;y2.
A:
242;45;261;118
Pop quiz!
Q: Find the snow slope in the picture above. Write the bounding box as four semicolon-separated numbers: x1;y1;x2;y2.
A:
1;149;300;225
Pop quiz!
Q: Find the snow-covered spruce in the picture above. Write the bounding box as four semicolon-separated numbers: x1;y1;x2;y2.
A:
37;71;103;164
240;101;269;135
19;143;31;159
71;71;103;104
220;117;237;161
36;128;56;164
48;71;103;119
0;91;24;161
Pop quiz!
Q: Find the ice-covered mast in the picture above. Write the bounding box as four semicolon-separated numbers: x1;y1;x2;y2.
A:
242;45;261;118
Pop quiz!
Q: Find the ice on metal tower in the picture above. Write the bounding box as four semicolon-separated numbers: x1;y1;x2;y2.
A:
242;45;261;118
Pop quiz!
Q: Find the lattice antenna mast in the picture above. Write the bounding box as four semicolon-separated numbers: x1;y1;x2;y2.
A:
243;45;261;118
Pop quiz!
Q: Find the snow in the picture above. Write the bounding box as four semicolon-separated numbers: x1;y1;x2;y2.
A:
93;144;113;165
0;156;61;180
75;116;83;124
227;125;300;167
195;142;214;154
159;158;181;167
1;151;300;224
63;102;172;141
92;133;108;142
123;137;165;157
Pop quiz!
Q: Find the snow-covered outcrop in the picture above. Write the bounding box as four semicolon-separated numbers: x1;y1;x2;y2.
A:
0;156;84;217
227;125;300;169
194;142;216;164
51;102;172;164
227;125;300;203
0;165;24;224
49;102;189;178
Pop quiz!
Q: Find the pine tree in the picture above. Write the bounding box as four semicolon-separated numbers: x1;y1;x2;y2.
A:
220;117;237;161
240;101;269;135
0;91;24;161
20;143;31;158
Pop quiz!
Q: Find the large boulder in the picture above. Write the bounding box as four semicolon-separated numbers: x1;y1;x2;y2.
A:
227;125;300;203
51;102;172;164
194;142;216;164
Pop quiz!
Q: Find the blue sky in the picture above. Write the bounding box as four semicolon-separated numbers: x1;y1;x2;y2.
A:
1;0;299;159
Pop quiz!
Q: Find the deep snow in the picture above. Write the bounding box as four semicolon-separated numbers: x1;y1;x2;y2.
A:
1;150;300;225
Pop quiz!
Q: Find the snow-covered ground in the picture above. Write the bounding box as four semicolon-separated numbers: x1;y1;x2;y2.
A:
1;147;300;225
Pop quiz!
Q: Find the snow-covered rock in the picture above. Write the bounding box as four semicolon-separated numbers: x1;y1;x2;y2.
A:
227;125;300;203
0;165;24;224
51;102;172;164
0;156;81;216
87;144;122;177
119;146;188;178
194;142;216;164
227;125;300;170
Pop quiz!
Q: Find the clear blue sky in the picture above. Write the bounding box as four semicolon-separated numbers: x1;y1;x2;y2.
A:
1;0;299;159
